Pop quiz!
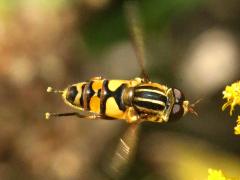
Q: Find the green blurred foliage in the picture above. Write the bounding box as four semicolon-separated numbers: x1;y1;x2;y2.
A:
83;0;203;53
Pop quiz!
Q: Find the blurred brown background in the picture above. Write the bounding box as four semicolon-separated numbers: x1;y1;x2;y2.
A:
0;0;240;179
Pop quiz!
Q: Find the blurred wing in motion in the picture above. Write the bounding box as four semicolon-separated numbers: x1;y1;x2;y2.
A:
106;123;141;178
124;1;150;82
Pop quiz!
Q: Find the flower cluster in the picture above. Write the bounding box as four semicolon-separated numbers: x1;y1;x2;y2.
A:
208;169;232;180
222;81;240;135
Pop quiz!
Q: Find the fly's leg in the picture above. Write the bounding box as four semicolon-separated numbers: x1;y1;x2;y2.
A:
124;107;144;124
45;112;103;120
90;76;103;80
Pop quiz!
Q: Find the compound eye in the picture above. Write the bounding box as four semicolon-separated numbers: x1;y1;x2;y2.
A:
173;88;185;104
169;104;184;121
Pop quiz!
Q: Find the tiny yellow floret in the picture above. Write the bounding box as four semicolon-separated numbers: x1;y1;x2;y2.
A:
234;116;240;135
208;169;231;180
222;81;240;116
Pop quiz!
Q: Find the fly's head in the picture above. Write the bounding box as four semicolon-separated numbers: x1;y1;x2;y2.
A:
168;88;200;122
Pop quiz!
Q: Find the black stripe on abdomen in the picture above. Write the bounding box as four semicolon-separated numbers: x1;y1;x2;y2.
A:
79;84;86;108
66;86;78;104
83;81;95;110
100;80;127;115
100;80;110;115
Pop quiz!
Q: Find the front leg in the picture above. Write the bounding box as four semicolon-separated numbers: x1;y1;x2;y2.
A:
124;107;144;124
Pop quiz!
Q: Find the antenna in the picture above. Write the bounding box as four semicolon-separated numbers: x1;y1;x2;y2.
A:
188;98;202;117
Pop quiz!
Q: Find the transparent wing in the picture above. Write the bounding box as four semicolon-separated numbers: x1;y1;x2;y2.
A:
124;1;150;82
106;123;141;178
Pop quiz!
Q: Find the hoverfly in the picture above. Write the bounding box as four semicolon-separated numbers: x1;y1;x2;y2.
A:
45;1;199;178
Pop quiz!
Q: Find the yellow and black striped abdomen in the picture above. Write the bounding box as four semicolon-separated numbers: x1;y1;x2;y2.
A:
63;80;103;113
63;79;140;119
133;86;168;113
63;82;87;110
100;80;128;118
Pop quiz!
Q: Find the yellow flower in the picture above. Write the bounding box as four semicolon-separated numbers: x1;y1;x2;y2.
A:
222;81;240;116
208;169;232;180
222;81;240;135
234;116;240;135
